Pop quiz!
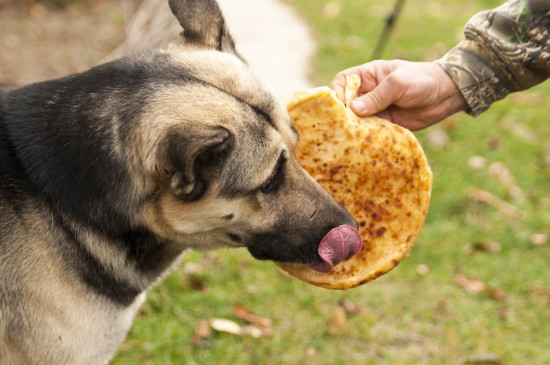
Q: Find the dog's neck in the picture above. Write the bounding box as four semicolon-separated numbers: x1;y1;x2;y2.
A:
52;209;186;306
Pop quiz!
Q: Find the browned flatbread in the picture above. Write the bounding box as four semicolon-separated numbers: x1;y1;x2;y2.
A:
276;75;433;289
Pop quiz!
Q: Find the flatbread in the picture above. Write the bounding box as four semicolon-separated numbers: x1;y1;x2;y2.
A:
276;75;433;289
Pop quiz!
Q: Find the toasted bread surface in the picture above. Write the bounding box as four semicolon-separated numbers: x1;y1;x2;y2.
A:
277;77;432;289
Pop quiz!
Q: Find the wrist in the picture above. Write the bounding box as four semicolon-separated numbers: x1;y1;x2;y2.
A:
433;62;468;115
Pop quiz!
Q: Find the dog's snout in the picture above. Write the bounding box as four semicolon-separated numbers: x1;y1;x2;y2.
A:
337;201;358;230
309;209;317;220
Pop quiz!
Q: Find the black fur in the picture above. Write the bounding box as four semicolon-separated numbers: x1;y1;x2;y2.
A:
0;51;206;304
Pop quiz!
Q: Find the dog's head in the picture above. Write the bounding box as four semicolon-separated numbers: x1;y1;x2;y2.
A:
133;0;357;266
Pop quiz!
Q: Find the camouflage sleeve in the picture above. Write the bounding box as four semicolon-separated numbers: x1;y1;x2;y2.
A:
435;0;550;116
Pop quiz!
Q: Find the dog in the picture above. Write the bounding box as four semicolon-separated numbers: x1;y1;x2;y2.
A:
0;0;357;363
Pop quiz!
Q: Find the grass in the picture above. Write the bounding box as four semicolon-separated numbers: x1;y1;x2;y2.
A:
113;0;550;363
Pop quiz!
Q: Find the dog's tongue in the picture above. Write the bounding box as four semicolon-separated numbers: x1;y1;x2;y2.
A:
310;225;363;273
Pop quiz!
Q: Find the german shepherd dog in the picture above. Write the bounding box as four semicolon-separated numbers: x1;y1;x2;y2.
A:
0;0;356;363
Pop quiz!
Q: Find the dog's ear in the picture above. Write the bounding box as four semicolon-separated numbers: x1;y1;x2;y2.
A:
167;127;233;201
168;0;242;58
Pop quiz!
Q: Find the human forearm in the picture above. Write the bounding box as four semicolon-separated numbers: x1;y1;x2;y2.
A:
436;0;550;116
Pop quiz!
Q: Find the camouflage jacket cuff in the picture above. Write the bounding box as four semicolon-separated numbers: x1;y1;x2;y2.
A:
436;0;550;117
435;42;513;117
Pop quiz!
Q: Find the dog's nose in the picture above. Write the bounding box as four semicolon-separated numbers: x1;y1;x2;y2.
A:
336;201;359;230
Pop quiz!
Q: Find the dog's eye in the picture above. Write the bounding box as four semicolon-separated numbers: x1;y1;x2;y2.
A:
259;154;287;194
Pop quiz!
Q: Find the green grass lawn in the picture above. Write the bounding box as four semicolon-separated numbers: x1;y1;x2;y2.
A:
112;0;550;363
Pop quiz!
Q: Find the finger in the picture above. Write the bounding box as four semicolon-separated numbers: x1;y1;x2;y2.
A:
350;74;402;116
330;63;379;102
329;72;347;103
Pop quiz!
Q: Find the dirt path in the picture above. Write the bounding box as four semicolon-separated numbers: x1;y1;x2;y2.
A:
217;0;315;101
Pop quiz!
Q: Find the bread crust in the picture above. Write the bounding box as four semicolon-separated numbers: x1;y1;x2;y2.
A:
276;80;432;289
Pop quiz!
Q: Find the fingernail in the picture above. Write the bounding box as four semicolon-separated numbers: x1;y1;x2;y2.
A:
351;99;367;114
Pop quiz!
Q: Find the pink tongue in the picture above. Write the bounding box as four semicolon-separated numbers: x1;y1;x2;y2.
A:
310;225;363;273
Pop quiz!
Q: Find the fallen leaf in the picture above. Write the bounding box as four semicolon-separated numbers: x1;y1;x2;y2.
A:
183;274;208;292
501;116;538;142
484;286;508;302
209;318;268;338
455;273;486;295
529;285;550;307
455;273;507;302
425;128;449;149
416;264;430;276
485;136;501;150
137;303;151;317
464;353;502;364
464;241;501;254
488;162;525;201
338;298;362;315
182;262;203;275
323;1;341;19
488;162;515;186
192;320;211;345
545;141;550;167
232;303;273;329
496;306;509;321
240;325;264;338
509;92;546;106
468;156;487;170
306;347;317;357
209;318;242;335
531;233;548;246
469;188;525;219
327;306;347;334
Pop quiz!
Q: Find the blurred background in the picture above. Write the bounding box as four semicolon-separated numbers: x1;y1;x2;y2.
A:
1;0;549;364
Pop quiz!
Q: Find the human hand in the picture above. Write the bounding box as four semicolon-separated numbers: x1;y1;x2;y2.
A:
330;60;468;130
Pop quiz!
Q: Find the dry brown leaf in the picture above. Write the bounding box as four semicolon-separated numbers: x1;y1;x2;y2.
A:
545;141;550;167
496;306;509;321
425;128;449;149
529;285;550;306
323;1;341;19
484;286;508;302
488;162;525;201
240;325;265;338
464;353;502;364
488;162;516;187
501;117;538;142
191;320;211;345
464;241;502;254
183;274;208;292
455;273;507;302
338;298;362;315
455;274;486;295
531;233;548;246
416;264;430;276
468;156;487;170
509;92;546;106
210;318;266;338
485;136;502;150
232;303;273;329
327;306;347;334
469;188;525;219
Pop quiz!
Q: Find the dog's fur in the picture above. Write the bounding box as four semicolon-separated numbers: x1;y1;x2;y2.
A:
0;0;356;363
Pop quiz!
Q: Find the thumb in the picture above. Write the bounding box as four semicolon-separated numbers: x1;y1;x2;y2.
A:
350;75;400;116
